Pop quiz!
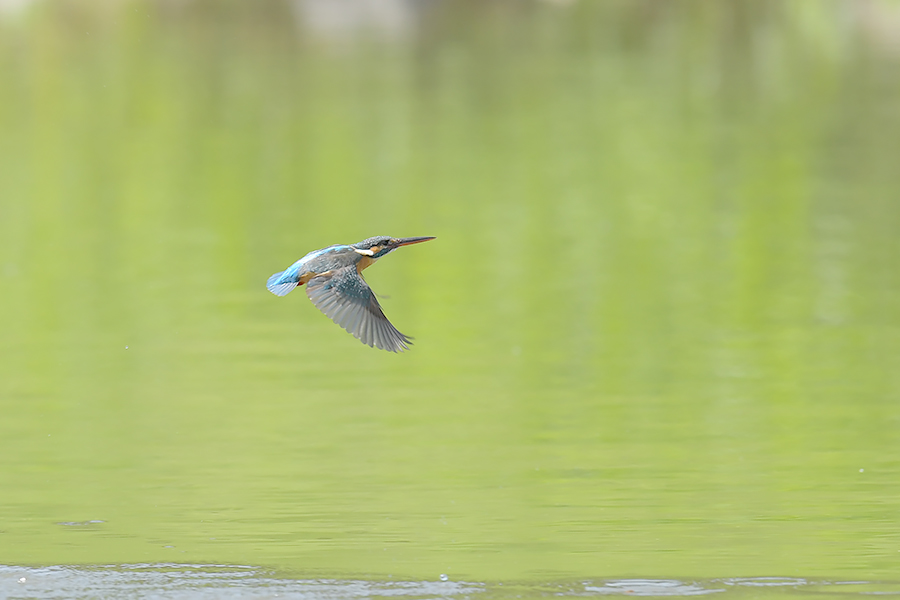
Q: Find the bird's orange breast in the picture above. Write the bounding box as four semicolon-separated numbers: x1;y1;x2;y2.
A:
356;255;378;273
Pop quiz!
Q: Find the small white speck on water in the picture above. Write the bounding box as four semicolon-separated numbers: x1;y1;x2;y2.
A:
440;574;449;582
18;577;26;583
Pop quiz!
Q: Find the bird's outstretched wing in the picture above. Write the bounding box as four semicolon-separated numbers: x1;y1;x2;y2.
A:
306;267;412;352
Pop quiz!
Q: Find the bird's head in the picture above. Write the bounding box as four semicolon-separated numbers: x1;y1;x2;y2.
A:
353;236;435;259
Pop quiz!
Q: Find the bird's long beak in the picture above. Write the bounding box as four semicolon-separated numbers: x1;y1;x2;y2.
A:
392;236;436;247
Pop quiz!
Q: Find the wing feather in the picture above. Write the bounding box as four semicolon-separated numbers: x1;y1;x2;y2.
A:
306;266;413;352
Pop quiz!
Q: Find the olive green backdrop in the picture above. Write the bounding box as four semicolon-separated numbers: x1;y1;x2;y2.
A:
1;0;899;582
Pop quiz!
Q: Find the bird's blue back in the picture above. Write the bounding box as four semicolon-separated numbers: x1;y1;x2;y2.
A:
266;245;360;296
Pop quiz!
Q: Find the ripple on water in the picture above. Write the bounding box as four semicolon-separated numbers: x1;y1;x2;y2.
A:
583;579;725;595
1;566;899;600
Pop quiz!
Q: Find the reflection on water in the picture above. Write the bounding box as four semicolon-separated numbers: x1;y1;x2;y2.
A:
2;0;900;588
3;565;900;600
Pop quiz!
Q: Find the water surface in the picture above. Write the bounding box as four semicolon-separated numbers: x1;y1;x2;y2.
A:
1;0;900;589
3;565;900;600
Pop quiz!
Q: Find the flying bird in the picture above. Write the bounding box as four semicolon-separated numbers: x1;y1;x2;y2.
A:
266;236;435;352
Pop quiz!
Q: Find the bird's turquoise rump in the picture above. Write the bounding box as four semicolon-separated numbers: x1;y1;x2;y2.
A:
266;236;435;352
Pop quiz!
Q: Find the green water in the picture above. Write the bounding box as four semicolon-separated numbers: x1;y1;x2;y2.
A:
2;0;900;588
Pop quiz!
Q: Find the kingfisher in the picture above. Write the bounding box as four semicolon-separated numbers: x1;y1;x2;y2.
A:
266;236;435;352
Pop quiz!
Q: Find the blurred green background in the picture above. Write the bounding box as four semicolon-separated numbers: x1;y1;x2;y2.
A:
1;0;900;584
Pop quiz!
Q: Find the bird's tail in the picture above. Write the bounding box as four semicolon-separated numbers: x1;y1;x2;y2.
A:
267;271;299;296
